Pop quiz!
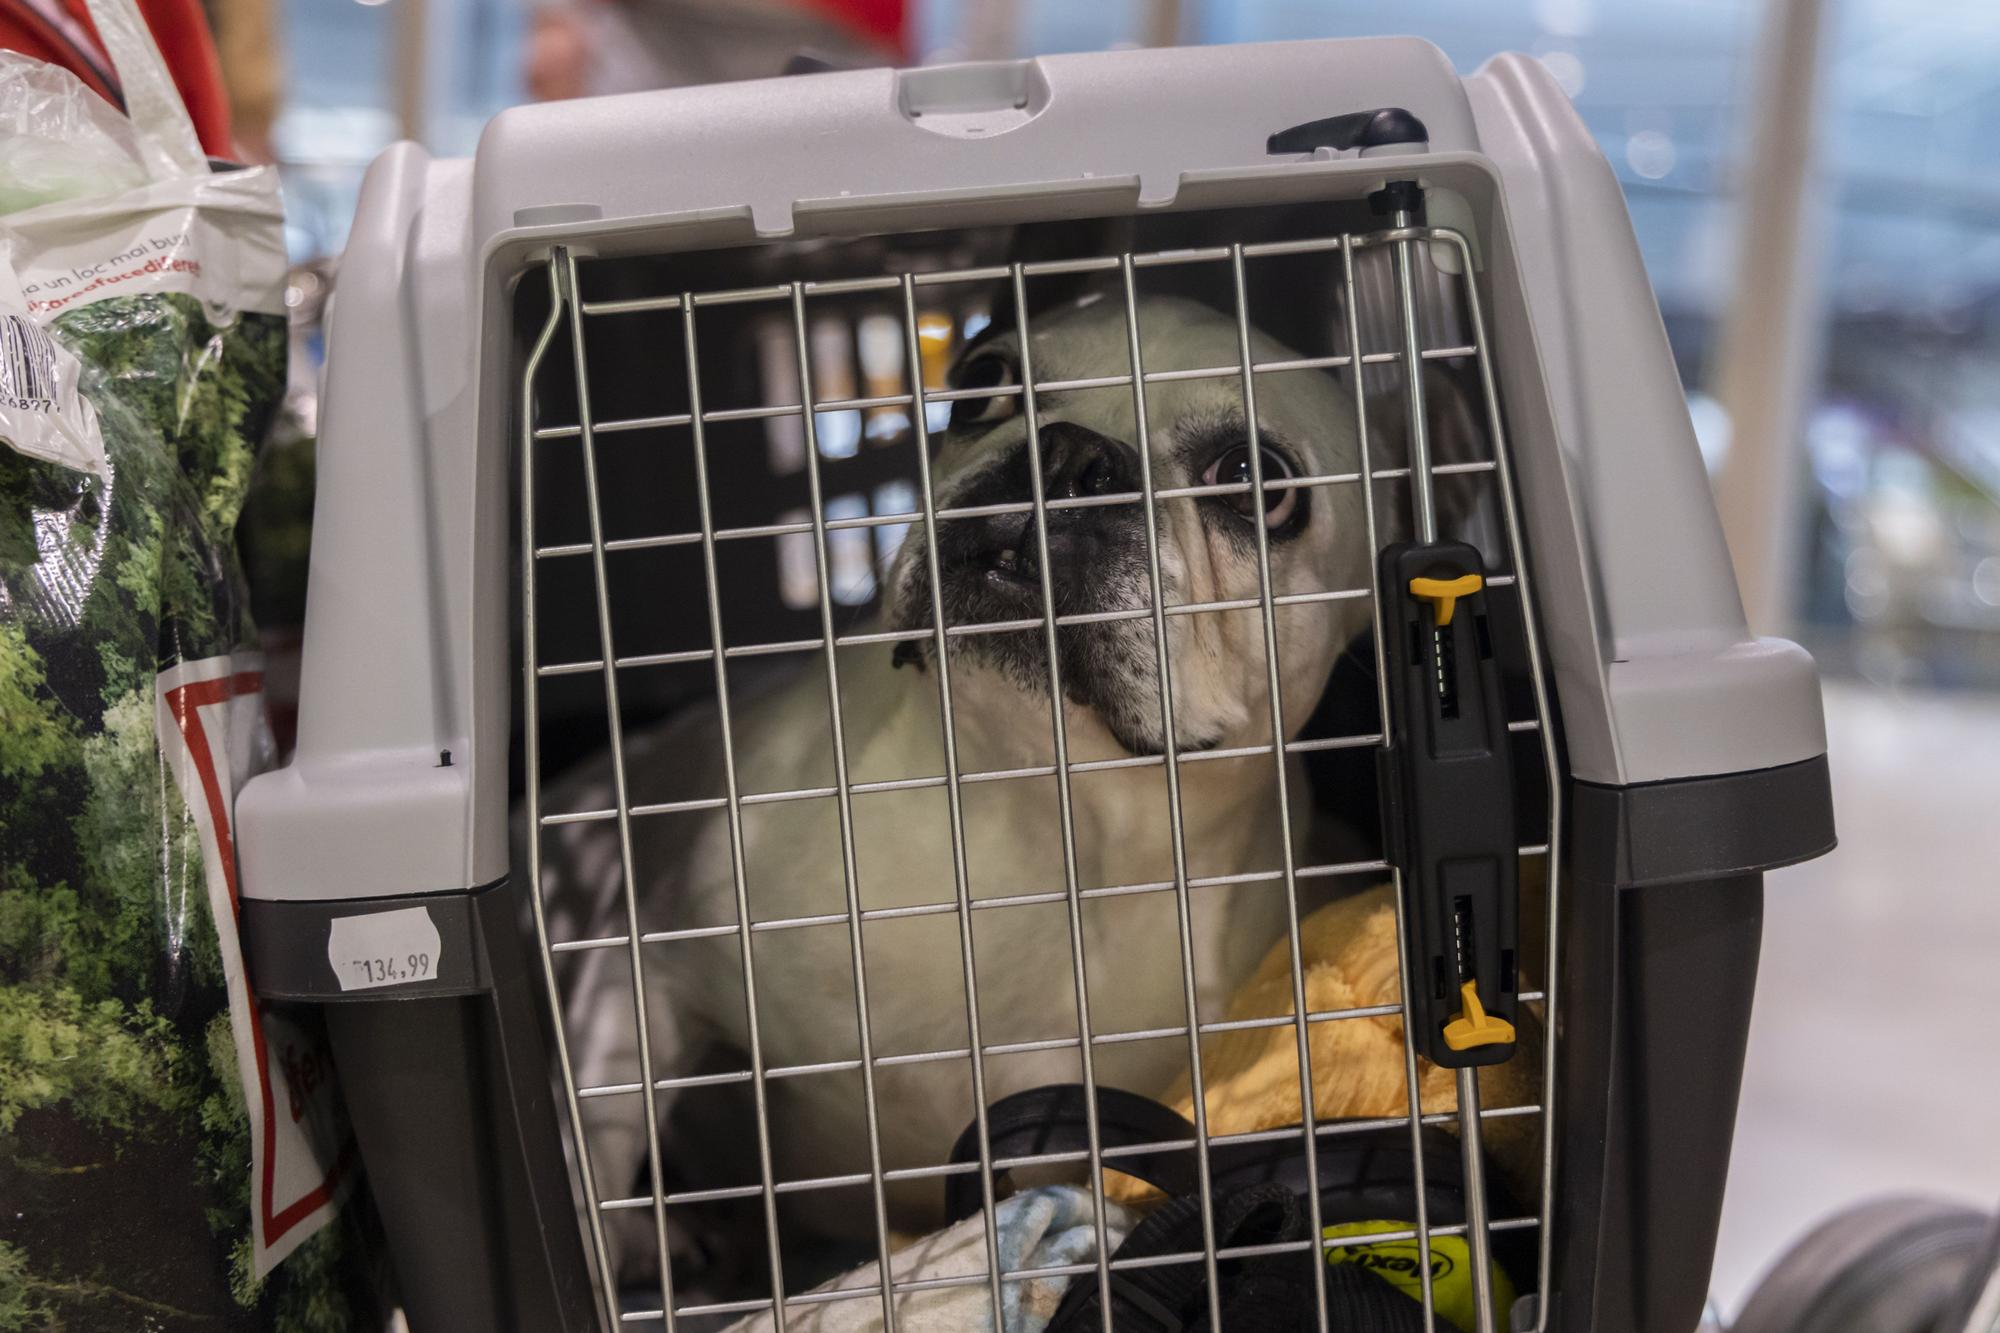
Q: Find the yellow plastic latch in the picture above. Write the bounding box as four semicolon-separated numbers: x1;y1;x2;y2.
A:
1408;573;1484;627
1442;980;1515;1052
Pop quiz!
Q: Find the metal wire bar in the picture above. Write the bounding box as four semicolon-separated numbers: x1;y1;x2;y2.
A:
593;1103;1547;1212
519;262;622;1327
601;1118;1551;1213
540;847;1548;957
528;457;1501;560
1393;214;1440;547
899;272;1009;1330
568;995;1550;1099
531;579;1532;677
1442;226;1567;1332
1459;1064;1498;1324
534;411;695;441
1119;253;1224;1328
624;1212;1546;1324
530;716;1517;824
557;246;678;1324
532;723;1382;787
529;354;1478;460
1229;242;1329;1331
680;295;792;1328
535;588;1370;671
567;228;1477;314
1009;261;1117;1332
787;282;901;1329
1341;228;1439;1332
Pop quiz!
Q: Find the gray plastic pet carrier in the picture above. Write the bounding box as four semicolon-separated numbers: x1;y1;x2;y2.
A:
235;35;1836;1333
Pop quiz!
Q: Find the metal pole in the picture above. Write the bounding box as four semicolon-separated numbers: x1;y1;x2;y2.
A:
394;0;428;144
1457;1067;1499;1333
1392;208;1438;546
1393;204;1494;1333
958;0;1018;60
1708;0;1834;634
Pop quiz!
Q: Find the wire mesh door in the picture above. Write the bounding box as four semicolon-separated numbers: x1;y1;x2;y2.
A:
518;215;1563;1332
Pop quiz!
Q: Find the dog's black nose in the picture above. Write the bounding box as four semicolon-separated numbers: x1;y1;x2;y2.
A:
1038;421;1138;500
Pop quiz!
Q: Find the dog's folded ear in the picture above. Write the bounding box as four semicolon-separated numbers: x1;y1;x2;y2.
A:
1365;362;1492;539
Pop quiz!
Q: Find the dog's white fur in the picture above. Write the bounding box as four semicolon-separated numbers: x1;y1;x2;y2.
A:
539;296;1391;1274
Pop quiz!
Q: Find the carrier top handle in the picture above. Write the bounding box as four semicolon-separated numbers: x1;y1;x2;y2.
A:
1367;177;1520;1333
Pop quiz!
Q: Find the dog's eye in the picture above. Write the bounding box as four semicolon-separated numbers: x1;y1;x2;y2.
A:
948;352;1020;430
1205;445;1298;527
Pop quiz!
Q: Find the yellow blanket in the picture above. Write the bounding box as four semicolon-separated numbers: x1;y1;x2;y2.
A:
1110;883;1539;1202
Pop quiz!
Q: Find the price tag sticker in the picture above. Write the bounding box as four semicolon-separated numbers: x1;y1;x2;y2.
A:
326;906;443;993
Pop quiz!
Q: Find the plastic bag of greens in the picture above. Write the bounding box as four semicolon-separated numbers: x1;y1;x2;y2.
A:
0;1;378;1326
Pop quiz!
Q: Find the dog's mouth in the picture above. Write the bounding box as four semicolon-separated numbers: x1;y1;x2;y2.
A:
977;522;1037;592
959;513;1099;600
984;543;1034;589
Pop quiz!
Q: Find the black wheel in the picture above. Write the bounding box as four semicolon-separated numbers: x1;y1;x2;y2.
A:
1731;1196;1994;1333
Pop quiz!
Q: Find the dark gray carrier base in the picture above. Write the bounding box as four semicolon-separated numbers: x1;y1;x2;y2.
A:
240;878;601;1331
1547;754;1836;1333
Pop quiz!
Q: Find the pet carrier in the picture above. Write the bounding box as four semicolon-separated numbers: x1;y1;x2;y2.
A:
234;35;1836;1333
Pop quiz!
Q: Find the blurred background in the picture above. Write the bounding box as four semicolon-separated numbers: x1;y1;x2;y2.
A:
182;0;2000;1317
264;0;2000;696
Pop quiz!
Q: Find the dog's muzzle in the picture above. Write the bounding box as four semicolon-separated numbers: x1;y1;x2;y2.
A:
891;421;1173;751
939;421;1144;603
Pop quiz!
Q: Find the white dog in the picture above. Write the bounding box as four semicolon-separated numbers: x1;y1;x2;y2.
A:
537;294;1455;1281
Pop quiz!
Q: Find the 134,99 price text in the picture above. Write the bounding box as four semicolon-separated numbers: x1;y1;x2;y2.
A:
347;953;432;987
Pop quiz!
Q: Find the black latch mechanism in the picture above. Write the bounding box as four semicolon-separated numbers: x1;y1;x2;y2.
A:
1266;107;1429;156
1377;539;1521;1069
